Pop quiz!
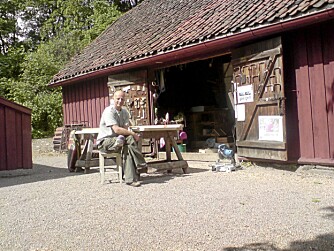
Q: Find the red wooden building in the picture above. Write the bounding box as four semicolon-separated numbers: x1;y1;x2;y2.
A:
50;0;334;167
0;97;32;171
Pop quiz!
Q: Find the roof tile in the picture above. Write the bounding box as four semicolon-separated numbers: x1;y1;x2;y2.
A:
52;0;334;84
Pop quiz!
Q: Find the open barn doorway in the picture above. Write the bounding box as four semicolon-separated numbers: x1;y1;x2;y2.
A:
153;54;235;152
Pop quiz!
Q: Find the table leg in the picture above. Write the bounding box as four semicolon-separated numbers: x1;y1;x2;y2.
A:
168;132;183;161
167;132;188;174
75;139;88;172
84;136;94;173
164;132;172;173
165;132;172;161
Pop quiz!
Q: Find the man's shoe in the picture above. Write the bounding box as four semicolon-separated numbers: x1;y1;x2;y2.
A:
126;181;141;187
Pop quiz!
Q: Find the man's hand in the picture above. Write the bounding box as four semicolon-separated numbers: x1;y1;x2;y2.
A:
133;133;141;142
112;124;141;141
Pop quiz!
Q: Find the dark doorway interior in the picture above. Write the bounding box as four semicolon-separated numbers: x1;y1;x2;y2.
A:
154;55;235;151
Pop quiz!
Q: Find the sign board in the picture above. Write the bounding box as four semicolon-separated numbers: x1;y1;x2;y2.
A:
237;85;254;104
258;116;283;142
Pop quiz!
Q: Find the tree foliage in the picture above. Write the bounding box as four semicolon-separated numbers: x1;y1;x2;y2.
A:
0;0;141;138
0;0;22;54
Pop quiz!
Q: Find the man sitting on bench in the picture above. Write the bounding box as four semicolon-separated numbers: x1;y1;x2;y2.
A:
97;90;147;187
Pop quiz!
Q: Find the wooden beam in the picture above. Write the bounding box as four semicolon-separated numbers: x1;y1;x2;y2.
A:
239;53;279;140
147;160;188;173
236;140;286;149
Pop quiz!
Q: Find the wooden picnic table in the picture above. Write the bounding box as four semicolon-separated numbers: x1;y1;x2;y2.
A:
130;124;188;174
73;124;188;174
74;128;100;173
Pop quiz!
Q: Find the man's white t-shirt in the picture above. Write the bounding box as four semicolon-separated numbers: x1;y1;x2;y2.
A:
97;105;129;144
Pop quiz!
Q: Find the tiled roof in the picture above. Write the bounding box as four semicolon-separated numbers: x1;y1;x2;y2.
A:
51;0;334;84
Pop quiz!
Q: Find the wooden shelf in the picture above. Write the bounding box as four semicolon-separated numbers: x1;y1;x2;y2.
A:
186;108;233;148
200;122;215;125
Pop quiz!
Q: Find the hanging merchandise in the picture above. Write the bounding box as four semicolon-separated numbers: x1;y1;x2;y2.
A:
159;137;165;148
159;69;166;93
155;69;166;93
179;131;187;140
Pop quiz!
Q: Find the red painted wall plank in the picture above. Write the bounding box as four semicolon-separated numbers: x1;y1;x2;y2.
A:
98;78;108;126
69;85;75;124
0;97;31;114
65;85;70;125
66;87;70;124
66;85;72;125
0;100;32;171
90;79;96;127
15;113;23;168
78;84;83;123
93;79;99;127
282;35;300;161
66;88;71;124
62;88;66;124
72;84;77;124
0;105;7;170
95;79;101;128
83;82;89;126
294;31;315;159
61;76;109;129
322;23;334;159
73;82;81;124
291;21;334;163
307;28;330;158
71;85;76;123
86;81;93;127
74;83;80;123
62;88;69;125
22;114;32;169
5;108;17;170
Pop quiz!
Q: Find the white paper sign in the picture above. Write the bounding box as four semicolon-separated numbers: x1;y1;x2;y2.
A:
236;104;245;121
258;116;283;142
237;85;254;104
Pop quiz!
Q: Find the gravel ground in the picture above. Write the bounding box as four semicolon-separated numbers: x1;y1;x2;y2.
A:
0;138;334;251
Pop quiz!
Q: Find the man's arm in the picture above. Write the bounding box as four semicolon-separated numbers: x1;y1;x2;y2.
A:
112;125;140;142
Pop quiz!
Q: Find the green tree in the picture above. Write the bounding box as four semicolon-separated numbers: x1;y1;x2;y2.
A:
0;0;22;54
1;0;135;137
0;0;28;81
83;0;121;44
9;39;64;137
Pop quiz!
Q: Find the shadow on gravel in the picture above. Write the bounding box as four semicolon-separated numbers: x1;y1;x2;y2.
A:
186;166;210;173
0;160;210;188
0;164;84;188
139;173;188;185
321;206;334;220
223;233;334;251
137;165;208;185
254;162;299;172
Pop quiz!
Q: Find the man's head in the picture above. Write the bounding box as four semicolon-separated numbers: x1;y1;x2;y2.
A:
113;90;125;111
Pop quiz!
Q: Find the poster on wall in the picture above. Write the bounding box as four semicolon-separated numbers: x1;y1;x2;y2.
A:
258;116;283;142
237;84;254;103
236;104;245;121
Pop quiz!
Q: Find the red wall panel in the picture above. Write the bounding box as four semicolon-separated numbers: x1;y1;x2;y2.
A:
15;113;23;168
290;20;334;165
322;24;334;160
0;105;6;171
0;97;32;171
282;36;300;161
22;114;32;169
293;31;315;159
307;28;330;158
62;76;109;128
6;108;17;170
